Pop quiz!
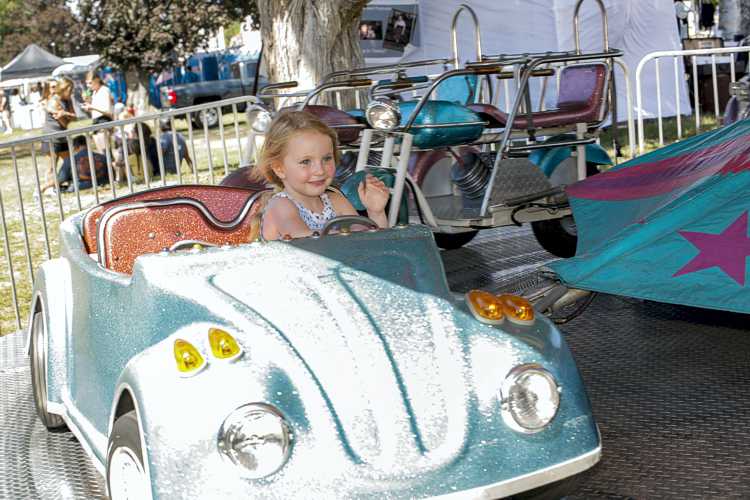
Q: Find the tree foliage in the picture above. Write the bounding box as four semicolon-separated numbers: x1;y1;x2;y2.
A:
77;0;258;76
0;0;90;64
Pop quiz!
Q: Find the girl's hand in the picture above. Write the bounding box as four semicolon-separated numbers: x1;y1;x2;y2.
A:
358;174;390;214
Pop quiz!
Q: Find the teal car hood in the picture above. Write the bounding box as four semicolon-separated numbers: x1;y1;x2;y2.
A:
208;248;488;471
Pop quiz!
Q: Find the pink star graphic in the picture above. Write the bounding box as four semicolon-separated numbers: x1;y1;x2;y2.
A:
673;211;750;286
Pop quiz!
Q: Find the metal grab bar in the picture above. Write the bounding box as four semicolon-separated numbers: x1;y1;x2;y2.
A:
573;0;609;54
300;79;372;108
400;56;532;131
257;80;299;95
256;79;373;106
451;4;483;67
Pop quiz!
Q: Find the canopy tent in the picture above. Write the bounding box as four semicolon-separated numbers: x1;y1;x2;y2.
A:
550;119;750;314
0;44;65;81
364;0;691;122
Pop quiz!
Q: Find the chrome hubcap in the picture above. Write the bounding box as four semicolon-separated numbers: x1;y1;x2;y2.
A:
109;447;149;500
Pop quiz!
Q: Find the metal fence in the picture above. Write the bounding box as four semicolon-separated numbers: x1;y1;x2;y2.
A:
635;45;750;154
0;95;259;334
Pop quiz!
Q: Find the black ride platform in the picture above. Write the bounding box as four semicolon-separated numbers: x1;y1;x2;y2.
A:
1;225;748;499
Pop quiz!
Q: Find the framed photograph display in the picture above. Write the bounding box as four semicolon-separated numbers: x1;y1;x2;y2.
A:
383;9;417;51
359;20;383;41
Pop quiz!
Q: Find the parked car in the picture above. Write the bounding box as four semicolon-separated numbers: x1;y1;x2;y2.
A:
28;184;601;499
159;57;267;128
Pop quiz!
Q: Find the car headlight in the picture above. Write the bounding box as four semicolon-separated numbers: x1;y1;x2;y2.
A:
365;99;401;130
217;403;292;478
500;364;560;433
247;107;273;134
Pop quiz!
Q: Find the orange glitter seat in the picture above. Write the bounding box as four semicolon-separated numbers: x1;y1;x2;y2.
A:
81;185;263;254
96;192;265;274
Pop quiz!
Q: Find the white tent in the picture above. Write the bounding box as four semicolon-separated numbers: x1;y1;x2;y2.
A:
51;54;101;77
372;0;691;122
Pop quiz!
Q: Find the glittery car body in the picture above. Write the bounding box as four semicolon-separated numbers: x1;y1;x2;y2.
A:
30;210;600;499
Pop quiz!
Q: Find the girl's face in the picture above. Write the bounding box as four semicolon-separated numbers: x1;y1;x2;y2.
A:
272;130;336;201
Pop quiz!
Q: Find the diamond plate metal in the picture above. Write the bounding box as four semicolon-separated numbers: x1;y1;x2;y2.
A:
488;158;552;206
1;224;748;499
0;330;106;500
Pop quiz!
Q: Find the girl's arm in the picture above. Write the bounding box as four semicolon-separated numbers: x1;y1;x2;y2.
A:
261;197;316;240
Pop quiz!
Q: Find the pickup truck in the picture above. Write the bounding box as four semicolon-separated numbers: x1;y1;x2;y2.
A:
159;59;267;128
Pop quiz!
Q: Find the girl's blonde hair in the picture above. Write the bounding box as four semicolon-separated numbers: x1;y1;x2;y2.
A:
247;110;341;242
249;109;341;188
54;77;74;98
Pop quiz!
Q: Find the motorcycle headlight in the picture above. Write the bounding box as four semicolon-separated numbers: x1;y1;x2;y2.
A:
365;99;401;131
247;107;273;134
217;403;292;478
500;364;560;433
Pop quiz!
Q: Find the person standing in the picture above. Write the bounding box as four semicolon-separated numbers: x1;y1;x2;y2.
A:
0;92;12;135
41;77;76;193
82;71;114;153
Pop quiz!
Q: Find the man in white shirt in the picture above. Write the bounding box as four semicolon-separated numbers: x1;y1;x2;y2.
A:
83;71;114;153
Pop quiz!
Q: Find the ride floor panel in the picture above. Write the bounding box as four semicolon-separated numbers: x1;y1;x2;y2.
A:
1;225;748;499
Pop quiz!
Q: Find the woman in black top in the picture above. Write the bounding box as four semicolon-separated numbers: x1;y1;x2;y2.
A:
41;77;76;193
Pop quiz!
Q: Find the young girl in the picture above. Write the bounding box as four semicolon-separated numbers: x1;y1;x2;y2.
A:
251;110;390;241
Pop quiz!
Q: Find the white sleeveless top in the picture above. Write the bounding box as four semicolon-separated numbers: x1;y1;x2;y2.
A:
262;191;337;238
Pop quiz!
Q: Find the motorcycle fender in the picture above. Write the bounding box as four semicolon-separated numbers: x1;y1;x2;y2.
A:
531;144;612;178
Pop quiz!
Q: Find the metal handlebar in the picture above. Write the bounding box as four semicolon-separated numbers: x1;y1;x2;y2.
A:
573;0;609;54
451;4;483;67
259;80;299;92
258;79;372;104
322;58;453;83
299;79;373;108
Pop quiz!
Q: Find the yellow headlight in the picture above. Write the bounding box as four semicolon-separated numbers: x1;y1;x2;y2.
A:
208;328;242;360
499;294;535;325
174;339;206;374
466;290;505;324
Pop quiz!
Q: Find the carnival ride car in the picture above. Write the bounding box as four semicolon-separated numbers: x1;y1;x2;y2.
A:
251;0;622;257
28;183;601;499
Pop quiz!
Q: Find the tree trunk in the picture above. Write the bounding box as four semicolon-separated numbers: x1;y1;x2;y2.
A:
721;0;741;40
256;0;368;107
740;0;750;39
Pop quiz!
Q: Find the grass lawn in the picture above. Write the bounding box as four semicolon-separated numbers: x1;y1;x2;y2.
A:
0;111;725;335
0;111;253;335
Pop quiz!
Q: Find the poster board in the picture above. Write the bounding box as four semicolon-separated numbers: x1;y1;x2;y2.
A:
360;2;419;63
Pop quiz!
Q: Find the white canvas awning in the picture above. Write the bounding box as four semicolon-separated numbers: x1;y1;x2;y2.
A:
370;0;691;122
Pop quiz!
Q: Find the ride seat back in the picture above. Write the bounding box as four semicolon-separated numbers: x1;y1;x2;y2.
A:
466;62;609;130
81;185;260;254
97;193;265;274
555;62;609;123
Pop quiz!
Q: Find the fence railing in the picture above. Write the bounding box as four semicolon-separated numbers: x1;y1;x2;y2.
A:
635;45;750;154
0;95;259;334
